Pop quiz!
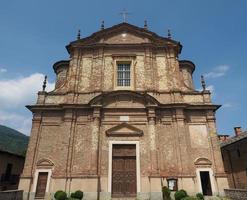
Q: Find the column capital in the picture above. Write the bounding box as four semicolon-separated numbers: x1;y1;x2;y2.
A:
92;106;101;122
206;110;216;121
148;116;156;124
147;106;156;123
174;108;185;122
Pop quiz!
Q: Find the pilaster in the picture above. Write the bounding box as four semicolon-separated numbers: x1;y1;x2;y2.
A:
206;110;226;174
91;106;101;174
147;107;158;175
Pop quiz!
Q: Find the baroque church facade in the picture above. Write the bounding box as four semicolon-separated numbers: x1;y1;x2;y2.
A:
19;22;228;199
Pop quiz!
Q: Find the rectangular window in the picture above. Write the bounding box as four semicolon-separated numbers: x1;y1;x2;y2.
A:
117;63;131;87
167;178;178;191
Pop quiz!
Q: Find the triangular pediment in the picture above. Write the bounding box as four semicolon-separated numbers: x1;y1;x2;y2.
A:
66;23;182;54
103;31;149;44
106;123;143;137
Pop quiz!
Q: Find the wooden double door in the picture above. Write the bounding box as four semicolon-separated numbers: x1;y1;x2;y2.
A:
112;144;137;197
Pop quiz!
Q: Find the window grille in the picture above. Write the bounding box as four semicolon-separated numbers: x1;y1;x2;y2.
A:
117;63;131;86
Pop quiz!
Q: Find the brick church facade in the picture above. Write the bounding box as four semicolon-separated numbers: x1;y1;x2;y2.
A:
19;22;228;199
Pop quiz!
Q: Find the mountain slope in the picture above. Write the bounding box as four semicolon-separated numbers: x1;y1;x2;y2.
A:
0;125;29;157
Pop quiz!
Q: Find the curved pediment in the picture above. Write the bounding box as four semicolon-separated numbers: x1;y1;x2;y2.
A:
106;123;143;137
37;158;54;167
194;157;212;166
89;91;160;108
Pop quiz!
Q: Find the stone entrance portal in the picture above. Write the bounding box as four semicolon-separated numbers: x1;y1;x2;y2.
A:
35;172;48;198
200;171;212;196
112;144;137;197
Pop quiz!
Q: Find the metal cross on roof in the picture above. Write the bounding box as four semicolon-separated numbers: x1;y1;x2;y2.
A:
119;9;131;22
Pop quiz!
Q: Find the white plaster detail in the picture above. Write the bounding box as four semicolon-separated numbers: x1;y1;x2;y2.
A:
108;141;141;193
196;168;217;195
120;116;129;122
121;33;127;37
32;168;52;194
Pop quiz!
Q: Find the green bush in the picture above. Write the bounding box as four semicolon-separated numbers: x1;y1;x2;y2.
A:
72;190;83;199
174;189;188;200
54;190;67;200
70;193;76;198
196;193;204;200
162;186;171;200
180;189;188;197
182;197;197;200
54;190;63;199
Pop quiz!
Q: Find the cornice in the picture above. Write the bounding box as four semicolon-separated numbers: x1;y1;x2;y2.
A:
26;102;220;112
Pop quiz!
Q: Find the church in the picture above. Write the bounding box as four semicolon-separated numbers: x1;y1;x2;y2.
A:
18;22;229;199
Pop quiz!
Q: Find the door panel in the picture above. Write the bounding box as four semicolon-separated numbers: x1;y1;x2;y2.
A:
35;172;48;198
112;144;136;197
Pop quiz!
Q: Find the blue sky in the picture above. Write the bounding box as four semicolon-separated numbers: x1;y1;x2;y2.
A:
0;0;246;135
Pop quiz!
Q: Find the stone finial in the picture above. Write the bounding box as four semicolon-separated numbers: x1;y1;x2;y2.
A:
101;20;105;30
42;75;47;92
77;29;81;40
144;20;148;30
168;29;171;39
201;75;206;91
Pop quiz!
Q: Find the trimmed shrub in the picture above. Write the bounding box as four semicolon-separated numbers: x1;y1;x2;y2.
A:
180;189;188;197
162;186;171;200
54;190;63;199
174;189;188;200
54;190;67;200
70;192;76;198
182;197;197;200
196;193;204;200
73;190;83;199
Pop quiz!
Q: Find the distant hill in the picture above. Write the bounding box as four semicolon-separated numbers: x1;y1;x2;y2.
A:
0;125;29;157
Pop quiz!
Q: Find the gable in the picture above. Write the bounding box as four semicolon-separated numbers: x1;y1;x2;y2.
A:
102;32;149;44
66;23;182;55
106;123;143;137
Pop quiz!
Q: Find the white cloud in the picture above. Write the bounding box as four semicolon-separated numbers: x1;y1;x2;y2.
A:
0;73;55;108
222;103;233;108
0;73;55;135
0;110;32;135
204;65;230;78
206;85;215;94
0;68;7;73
